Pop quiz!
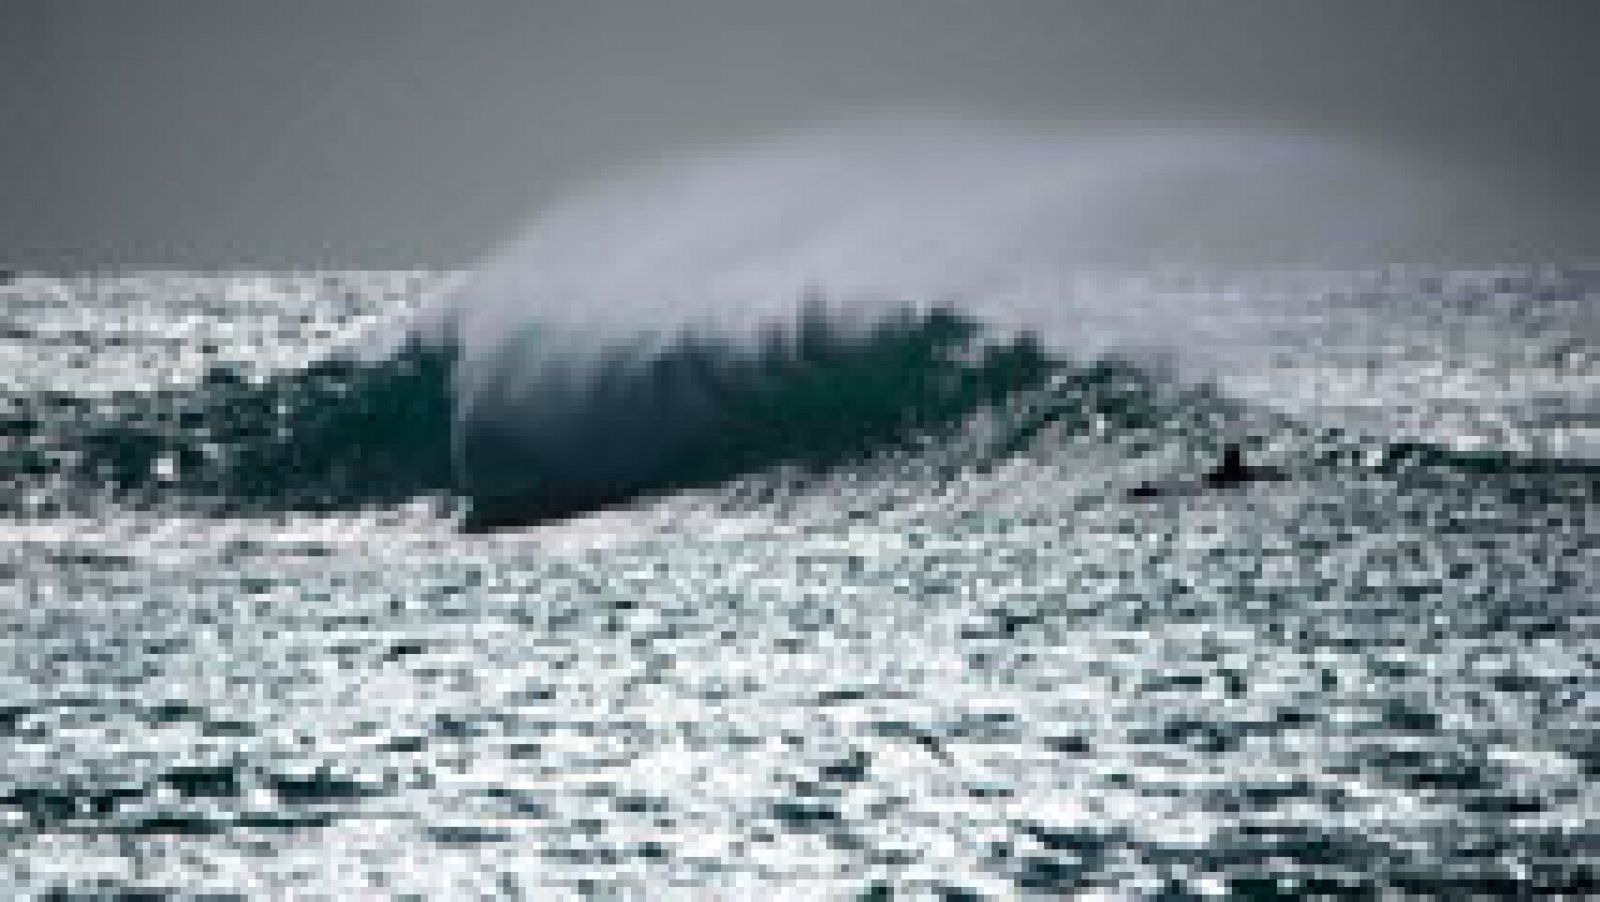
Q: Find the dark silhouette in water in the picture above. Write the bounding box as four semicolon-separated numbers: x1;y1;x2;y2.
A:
1204;442;1255;487
1128;442;1287;499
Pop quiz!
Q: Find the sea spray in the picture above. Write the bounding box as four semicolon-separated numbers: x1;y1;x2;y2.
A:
427;119;1494;522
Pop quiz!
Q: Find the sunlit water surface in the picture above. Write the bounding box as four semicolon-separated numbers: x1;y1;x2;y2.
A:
1;272;1594;899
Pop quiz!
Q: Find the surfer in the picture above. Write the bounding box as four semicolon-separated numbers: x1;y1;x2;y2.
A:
1128;441;1286;499
1209;441;1288;487
1204;442;1254;488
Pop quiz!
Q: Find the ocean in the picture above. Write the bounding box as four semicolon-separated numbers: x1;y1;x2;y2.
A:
0;262;1594;899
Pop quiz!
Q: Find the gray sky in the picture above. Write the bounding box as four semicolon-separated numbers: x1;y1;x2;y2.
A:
5;0;1597;269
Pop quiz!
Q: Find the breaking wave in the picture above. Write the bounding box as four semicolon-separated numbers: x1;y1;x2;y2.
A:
0;305;1207;521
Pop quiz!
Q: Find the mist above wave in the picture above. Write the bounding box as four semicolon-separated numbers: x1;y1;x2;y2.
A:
415;117;1561;521
434;118;1466;355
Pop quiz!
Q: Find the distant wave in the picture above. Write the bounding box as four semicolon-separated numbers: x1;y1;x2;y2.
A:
0;338;457;515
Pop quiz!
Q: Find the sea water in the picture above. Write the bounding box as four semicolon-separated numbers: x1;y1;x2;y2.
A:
0;265;1594;899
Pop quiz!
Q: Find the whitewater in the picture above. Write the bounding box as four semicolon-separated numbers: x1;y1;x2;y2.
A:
1;122;1596;897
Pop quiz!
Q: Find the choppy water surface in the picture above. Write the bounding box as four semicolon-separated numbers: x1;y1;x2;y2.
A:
1;272;1595;898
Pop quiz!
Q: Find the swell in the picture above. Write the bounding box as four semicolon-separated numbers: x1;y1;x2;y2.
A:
0;336;457;516
2;302;1590;525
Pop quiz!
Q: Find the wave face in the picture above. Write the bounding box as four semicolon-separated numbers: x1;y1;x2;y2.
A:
454;304;1049;528
447;303;1243;530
